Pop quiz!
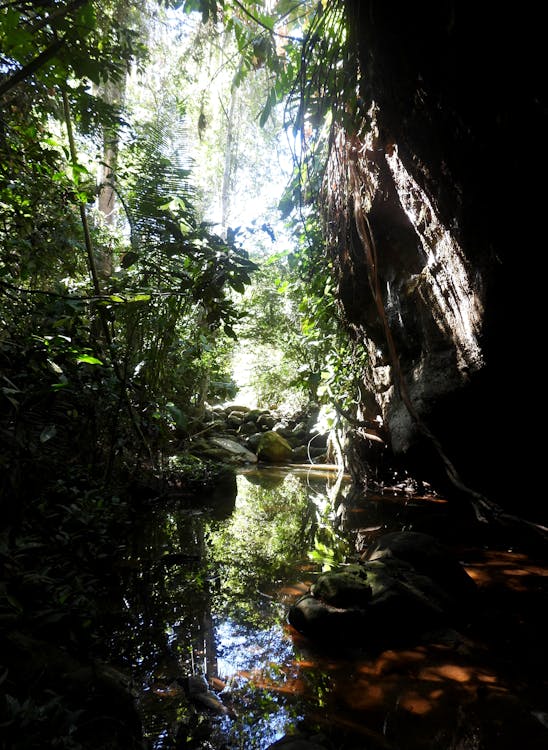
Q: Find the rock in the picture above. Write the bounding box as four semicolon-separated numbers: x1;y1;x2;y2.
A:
365;530;477;600
291;445;308;462
288;593;366;641
226;411;244;427
257;413;276;430
246;408;267;422
245;432;263;451
210;437;257;464
223;404;250;414
291;429;308;444
288;532;476;648
257;431;293;462
311;565;372;608
238;421;257;436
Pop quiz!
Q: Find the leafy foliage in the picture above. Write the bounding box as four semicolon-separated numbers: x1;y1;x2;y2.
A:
0;0;368;745
0;3;260;746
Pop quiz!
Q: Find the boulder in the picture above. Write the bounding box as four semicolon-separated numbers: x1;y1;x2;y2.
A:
291;445;308;462
365;530;477;601
210;437;257;464
223;404;250;414
257;413;276;430
226;411;244;428
257;431;293;462
238;421;257;436
245;432;263;451
246;408;267;422
288;532;476;648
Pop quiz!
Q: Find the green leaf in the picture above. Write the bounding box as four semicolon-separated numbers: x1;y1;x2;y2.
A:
230;279;245;294
76;355;103;365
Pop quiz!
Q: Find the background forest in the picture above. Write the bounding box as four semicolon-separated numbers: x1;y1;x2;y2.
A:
0;1;359;745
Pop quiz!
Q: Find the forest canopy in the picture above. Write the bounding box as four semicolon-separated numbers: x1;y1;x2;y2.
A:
0;0;360;486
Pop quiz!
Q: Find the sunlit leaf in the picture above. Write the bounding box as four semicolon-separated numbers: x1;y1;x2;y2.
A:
76;355;103;365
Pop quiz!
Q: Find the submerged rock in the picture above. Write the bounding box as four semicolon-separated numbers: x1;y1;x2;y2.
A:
288;531;476;648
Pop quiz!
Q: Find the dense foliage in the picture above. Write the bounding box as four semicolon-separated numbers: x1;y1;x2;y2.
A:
0;1;364;746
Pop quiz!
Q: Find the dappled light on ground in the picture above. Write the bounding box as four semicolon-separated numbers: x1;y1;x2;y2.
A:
465;550;548;591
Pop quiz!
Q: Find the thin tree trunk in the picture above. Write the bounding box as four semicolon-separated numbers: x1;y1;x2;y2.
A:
96;77;126;278
221;87;239;234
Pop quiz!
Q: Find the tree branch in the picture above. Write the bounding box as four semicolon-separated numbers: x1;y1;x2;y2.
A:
0;0;90;98
0;36;65;98
231;0;301;41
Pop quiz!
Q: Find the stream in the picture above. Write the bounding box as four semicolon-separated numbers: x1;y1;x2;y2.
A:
112;467;548;750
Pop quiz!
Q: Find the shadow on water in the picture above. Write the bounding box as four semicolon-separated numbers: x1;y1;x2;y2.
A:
113;467;548;750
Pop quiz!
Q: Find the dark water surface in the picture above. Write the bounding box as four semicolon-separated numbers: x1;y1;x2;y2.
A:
113;467;548;749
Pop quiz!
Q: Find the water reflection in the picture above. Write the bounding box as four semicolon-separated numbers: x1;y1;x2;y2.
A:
114;469;548;750
114;467;350;748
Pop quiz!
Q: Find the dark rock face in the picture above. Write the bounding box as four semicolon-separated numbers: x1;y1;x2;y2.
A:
333;2;547;518
288;532;475;648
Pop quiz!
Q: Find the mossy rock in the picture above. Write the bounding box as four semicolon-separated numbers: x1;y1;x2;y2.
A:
257;430;293;462
311;565;372;608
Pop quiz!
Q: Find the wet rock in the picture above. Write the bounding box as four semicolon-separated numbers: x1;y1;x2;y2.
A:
291;445;327;463
311;565;373;608
257;430;293;462
288;593;366;640
288;532;476;648
291;445;309;462
245;432;263;451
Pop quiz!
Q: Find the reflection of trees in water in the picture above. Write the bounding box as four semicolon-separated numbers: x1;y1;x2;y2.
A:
112;470;350;747
205;474;320;627
112;504;219;742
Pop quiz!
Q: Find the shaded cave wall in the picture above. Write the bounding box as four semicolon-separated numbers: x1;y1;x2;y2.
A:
333;1;546;520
